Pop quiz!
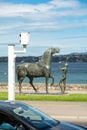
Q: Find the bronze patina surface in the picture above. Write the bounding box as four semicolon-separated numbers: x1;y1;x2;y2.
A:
16;47;60;93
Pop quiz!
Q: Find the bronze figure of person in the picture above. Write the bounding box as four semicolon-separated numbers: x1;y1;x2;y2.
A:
59;61;68;94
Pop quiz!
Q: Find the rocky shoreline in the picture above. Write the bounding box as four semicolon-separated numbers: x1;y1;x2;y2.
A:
0;83;87;94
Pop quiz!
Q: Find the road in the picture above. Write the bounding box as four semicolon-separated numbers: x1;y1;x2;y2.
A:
22;101;87;127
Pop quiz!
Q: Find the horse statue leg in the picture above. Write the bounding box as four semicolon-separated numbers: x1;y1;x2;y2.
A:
19;81;22;93
18;77;24;93
45;77;49;93
29;77;38;92
49;75;54;86
16;66;27;93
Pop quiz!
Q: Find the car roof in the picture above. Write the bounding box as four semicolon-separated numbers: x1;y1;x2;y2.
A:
0;100;26;112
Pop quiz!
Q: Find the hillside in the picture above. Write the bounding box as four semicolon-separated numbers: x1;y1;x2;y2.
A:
0;53;87;62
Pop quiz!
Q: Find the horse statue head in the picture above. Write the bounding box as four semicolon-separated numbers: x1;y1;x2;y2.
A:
38;47;60;68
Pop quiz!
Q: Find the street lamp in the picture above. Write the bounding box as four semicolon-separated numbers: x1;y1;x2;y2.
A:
8;32;30;101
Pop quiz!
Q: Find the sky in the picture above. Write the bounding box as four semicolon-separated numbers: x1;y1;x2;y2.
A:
0;0;87;56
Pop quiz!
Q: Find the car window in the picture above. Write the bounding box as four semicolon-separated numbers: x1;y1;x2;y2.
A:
13;105;58;130
14;107;43;121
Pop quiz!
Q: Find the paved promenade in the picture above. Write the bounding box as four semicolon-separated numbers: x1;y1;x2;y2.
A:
23;101;87;123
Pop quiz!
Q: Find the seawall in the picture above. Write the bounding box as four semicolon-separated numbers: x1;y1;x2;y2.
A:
0;83;87;94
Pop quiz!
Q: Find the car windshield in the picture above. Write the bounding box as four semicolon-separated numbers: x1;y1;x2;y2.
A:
13;103;58;130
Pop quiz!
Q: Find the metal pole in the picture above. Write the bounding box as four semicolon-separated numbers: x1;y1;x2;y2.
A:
8;44;15;101
8;45;27;101
8;32;30;101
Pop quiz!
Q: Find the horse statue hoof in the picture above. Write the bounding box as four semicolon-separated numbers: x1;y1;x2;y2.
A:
19;91;22;94
61;91;64;94
46;91;49;94
35;89;39;93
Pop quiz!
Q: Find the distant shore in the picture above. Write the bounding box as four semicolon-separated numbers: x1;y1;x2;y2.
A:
0;52;87;62
0;83;87;94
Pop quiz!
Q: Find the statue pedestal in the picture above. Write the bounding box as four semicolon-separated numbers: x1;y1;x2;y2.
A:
16;91;69;95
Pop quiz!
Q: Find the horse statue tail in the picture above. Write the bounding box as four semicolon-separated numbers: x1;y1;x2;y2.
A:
16;65;20;74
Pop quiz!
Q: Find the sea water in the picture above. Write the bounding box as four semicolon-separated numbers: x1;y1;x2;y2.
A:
0;62;87;84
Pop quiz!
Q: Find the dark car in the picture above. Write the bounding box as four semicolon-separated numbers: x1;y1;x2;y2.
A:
0;100;87;130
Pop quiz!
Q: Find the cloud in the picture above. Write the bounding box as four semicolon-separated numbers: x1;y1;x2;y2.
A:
0;0;78;16
0;0;87;18
49;0;79;8
0;0;87;43
0;3;35;17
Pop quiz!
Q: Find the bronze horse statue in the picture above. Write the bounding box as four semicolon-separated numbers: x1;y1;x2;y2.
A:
16;47;60;93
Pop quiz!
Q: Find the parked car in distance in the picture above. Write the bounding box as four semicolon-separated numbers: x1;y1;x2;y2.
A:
0;100;87;130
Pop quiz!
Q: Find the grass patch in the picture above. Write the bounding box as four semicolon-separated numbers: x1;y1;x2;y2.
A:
16;94;87;102
0;92;8;100
0;92;87;102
